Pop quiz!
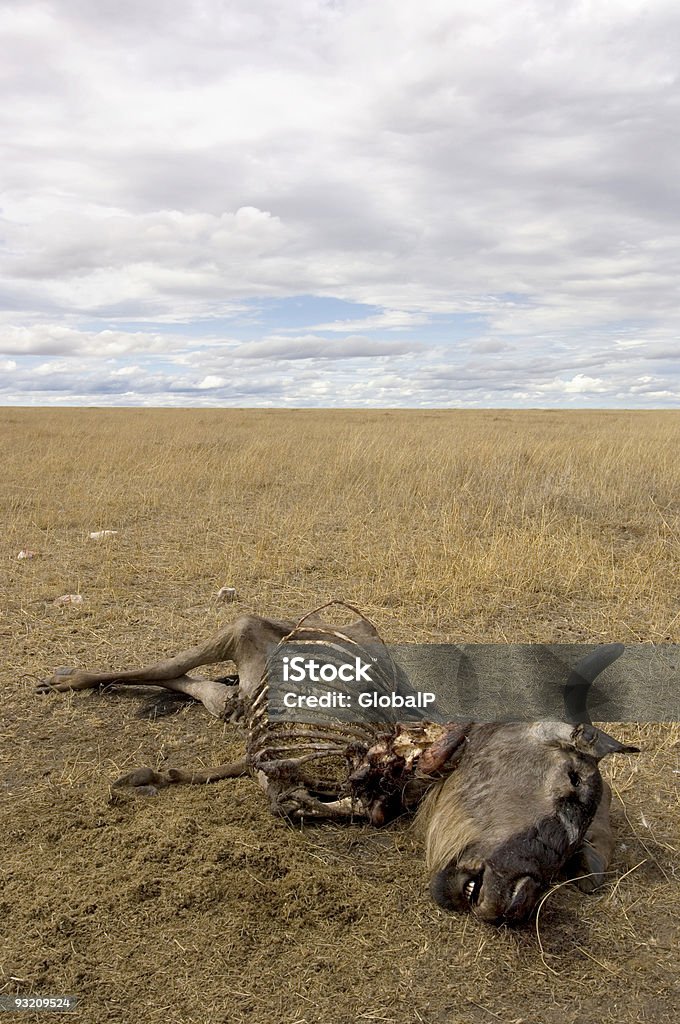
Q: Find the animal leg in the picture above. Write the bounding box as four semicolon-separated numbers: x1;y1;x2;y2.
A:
37;614;294;716
281;790;364;821
255;771;366;821
38;664;238;719
37;628;247;692
159;676;245;720
113;759;249;795
565;782;615;892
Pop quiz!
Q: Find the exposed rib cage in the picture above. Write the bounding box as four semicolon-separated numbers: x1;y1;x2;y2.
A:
246;623;387;790
243;605;470;824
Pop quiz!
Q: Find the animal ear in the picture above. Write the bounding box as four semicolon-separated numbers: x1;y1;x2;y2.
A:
570;723;640;760
417;723;471;777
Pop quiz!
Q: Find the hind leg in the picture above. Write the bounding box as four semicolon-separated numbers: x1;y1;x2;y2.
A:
37;627;245;693
156;675;246;720
37;614;293;717
37;665;237;720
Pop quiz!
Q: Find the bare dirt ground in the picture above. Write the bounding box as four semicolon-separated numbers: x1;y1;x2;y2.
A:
1;408;678;1024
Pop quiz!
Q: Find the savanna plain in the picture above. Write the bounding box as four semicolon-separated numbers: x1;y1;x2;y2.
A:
1;408;678;1024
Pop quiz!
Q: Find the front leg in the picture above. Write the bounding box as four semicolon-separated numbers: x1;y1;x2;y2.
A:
255;771;367;821
113;760;248;796
282;790;361;821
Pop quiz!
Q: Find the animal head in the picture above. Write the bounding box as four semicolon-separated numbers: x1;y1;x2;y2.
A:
420;720;638;925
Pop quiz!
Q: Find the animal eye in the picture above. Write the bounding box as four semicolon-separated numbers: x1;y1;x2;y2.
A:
568;768;581;787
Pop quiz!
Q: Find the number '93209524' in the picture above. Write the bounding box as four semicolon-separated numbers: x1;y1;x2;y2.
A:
0;996;79;1013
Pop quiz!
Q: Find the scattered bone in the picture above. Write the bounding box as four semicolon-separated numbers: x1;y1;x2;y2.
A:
17;550;38;560
216;586;238;603
54;594;84;607
89;530;118;540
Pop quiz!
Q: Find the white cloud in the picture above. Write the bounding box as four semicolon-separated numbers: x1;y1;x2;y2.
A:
0;324;173;356
230;335;421;359
563;374;609;394
0;0;678;405
307;310;431;332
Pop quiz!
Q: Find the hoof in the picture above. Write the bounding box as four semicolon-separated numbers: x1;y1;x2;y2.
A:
36;667;77;694
222;694;246;723
113;767;171;790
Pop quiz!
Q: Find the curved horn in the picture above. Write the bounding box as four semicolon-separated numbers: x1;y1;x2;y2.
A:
570;722;639;759
563;643;625;725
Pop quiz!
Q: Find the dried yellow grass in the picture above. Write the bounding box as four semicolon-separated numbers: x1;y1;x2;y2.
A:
1;407;678;1024
4;407;679;646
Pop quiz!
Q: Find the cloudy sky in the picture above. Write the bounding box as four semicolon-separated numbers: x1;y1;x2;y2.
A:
1;0;678;407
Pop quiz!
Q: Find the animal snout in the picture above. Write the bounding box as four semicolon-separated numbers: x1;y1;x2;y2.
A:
431;862;543;925
474;869;543;924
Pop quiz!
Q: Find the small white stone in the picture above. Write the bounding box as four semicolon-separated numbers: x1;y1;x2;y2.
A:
216;586;238;603
17;549;38;560
54;594;84;607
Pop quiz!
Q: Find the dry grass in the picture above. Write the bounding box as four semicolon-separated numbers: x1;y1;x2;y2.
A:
1;408;679;1024
4;407;679;644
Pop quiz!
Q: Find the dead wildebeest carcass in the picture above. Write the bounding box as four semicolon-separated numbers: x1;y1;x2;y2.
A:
38;603;638;925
